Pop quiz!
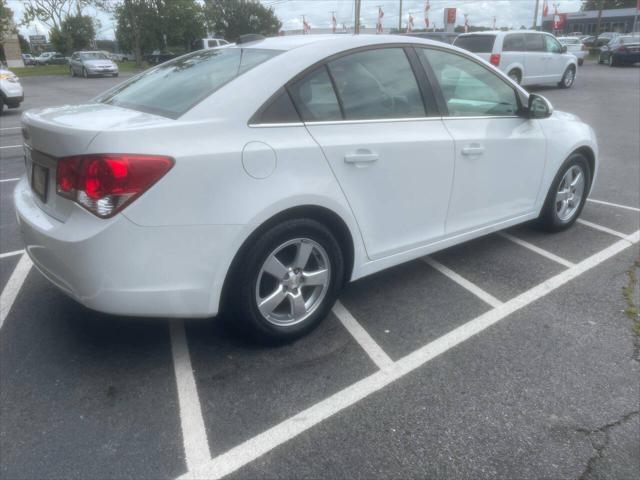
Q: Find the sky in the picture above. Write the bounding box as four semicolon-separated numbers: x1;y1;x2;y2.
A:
6;0;585;40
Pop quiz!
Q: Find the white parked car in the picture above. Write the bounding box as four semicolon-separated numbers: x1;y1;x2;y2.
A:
0;68;24;114
15;35;598;342
557;37;587;66
200;37;230;49
454;31;579;87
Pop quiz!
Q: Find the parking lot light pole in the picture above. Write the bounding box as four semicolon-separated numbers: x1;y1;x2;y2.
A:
354;0;361;34
533;0;540;30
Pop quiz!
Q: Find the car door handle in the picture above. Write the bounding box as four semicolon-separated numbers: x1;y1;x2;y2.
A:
344;152;379;165
461;145;485;156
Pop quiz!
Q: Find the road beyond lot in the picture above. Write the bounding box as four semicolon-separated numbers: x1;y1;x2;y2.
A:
1;64;639;480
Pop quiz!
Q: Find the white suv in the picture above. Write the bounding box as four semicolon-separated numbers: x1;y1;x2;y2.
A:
454;31;578;88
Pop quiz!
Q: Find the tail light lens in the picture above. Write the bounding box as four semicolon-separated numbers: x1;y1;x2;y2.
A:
56;154;174;218
490;53;501;66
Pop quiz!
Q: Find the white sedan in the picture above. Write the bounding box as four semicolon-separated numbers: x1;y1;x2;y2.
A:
15;35;598;342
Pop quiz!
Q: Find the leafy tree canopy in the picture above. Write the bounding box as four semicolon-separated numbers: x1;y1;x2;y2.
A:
203;0;282;42
582;0;638;10
50;13;95;54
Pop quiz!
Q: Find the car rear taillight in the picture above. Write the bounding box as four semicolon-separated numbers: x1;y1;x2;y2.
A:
616;46;628;53
56;154;174;218
490;53;501;66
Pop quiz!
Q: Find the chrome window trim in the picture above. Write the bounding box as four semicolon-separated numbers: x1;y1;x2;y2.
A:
248;114;521;128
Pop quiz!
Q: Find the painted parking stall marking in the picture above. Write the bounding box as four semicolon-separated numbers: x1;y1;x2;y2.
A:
0;254;32;330
498;231;575;268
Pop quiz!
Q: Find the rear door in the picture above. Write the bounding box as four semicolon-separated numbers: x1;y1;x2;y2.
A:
524;33;548;83
501;33;526;79
289;47;455;260
453;34;496;64
418;47;546;234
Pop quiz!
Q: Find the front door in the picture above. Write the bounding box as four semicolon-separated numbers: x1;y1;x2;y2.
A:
288;48;455;260
418;48;547;234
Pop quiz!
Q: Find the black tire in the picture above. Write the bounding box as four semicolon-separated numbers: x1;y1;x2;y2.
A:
609;55;617;67
507;69;522;85
113;73;119;77
69;66;75;77
536;153;591;232
0;100;4;116
578;58;584;66
558;66;576;88
228;218;344;343
82;67;88;78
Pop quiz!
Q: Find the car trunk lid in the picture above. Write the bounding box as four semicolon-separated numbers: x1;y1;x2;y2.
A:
22;103;171;222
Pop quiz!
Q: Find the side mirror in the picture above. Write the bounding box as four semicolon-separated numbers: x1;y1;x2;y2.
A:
560;45;568;53
527;94;553;119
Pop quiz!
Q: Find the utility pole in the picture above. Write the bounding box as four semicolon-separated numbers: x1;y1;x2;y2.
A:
533;0;540;30
595;0;603;45
398;0;403;31
354;0;361;34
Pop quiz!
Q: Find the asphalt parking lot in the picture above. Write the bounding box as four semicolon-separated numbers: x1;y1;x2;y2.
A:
1;63;639;480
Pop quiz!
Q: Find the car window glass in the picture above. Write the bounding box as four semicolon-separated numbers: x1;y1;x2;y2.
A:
453;35;496;53
97;48;280;119
503;34;525;52
544;36;562;53
420;49;519;117
288;66;342;122
327;48;425;120
252;89;300;124
525;33;545;52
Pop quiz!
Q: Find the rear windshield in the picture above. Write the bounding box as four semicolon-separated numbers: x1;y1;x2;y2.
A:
454;35;496;53
96;48;281;119
559;38;580;44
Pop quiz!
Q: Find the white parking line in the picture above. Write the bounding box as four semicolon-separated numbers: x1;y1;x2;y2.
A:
170;320;212;472
0;178;20;183
0;126;21;131
332;300;393;370
577;219;629;240
587;198;640;213
0;145;21;150
178;230;639;480
0;254;33;330
422;257;503;308
499;232;575;268
0;249;25;259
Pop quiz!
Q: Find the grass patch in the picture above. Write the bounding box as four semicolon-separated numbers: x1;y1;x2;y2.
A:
622;258;640;335
10;61;149;77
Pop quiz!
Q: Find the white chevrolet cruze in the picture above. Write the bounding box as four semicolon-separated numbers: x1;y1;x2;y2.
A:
15;35;598;342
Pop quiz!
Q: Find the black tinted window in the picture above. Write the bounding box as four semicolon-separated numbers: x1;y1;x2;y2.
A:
454;35;496;53
503;34;525;52
97;48;280;118
251;89;300;124
327;48;425;120
525;33;545;52
288;66;342;122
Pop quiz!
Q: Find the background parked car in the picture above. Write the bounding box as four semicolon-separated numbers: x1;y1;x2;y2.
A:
0;68;24;114
109;52;135;62
21;54;36;66
582;32;619;50
453;31;578;88
557;37;587;65
34;52;68;65
598;35;640;66
69;51;119;78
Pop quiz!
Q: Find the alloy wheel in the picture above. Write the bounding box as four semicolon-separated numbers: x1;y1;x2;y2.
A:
555;165;585;221
564;68;575;87
255;238;331;327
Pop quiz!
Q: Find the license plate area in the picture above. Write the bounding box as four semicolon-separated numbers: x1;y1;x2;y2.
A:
31;163;49;202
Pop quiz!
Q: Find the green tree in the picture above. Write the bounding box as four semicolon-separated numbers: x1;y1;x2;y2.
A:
0;0;15;44
203;0;281;42
50;13;95;54
582;0;637;10
21;0;90;30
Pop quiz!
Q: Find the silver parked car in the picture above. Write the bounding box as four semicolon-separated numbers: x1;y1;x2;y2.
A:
69;51;119;78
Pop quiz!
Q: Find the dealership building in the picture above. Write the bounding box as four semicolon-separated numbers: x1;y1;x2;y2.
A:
542;7;639;35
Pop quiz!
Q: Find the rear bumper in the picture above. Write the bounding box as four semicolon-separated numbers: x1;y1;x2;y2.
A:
612;52;640;63
14;178;241;318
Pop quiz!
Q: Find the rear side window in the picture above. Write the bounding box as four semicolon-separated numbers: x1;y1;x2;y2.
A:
97;48;280;119
288;66;342;122
454;35;496;53
327;48;425;120
503;34;525;52
525;33;545;52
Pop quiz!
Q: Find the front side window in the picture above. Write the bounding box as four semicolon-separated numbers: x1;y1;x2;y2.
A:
97;48;280;118
525;33;545;52
327;48;425;120
544;35;562;53
503;34;525;52
419;49;520;117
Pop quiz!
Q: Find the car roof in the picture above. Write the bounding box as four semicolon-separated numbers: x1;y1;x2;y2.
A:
457;30;548;37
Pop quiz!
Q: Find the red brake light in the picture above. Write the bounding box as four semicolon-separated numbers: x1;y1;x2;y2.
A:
56;154;174;218
490;53;501;66
616;46;628;52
